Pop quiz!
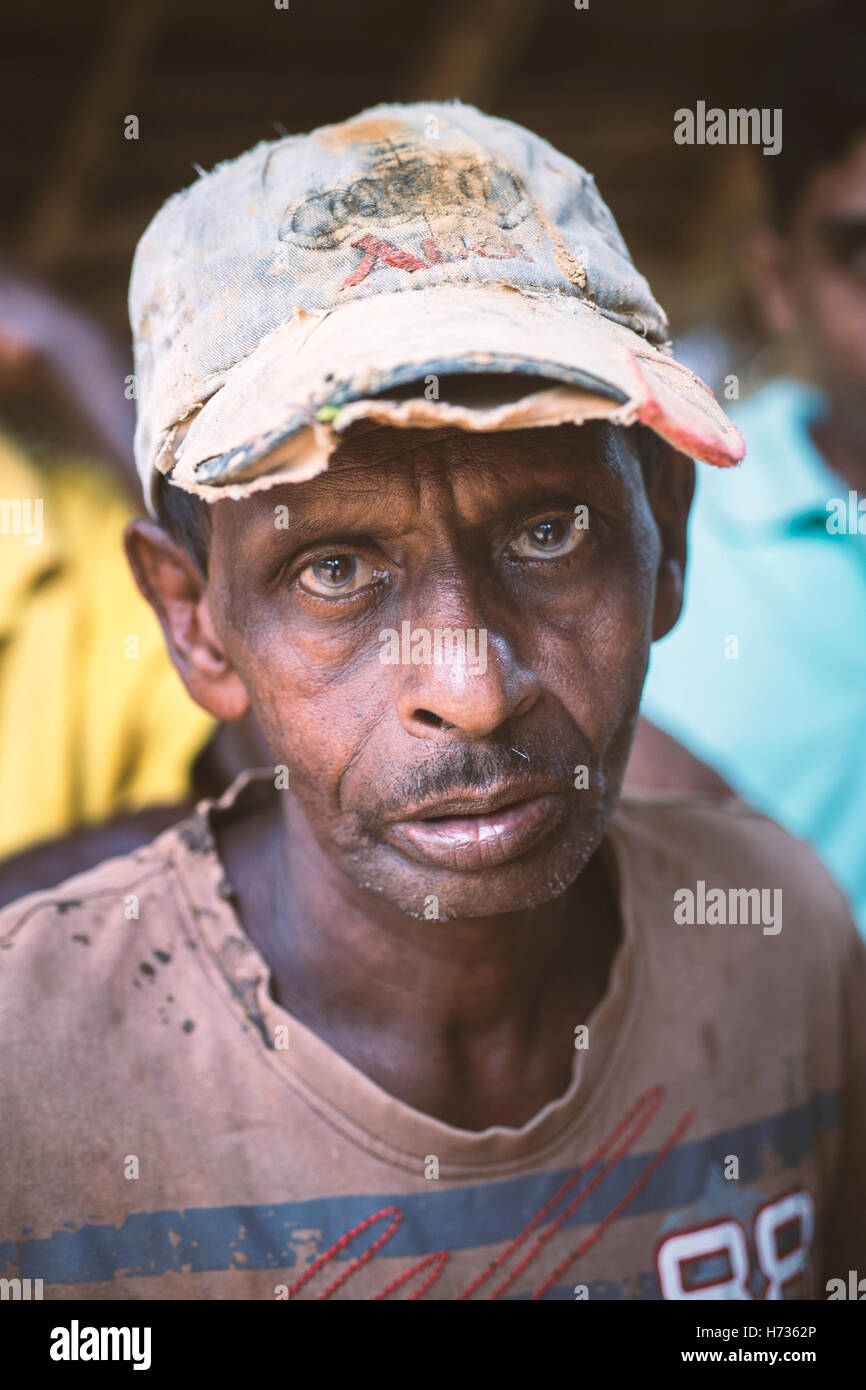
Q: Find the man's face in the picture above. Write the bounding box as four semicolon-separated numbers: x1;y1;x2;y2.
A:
760;132;866;409
146;422;689;921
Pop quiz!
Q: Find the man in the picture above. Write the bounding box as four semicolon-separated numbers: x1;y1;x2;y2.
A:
1;102;863;1301
633;0;866;933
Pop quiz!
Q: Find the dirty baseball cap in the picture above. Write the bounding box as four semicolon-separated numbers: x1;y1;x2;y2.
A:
129;101;744;515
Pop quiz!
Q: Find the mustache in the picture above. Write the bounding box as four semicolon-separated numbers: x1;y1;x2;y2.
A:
373;733;584;819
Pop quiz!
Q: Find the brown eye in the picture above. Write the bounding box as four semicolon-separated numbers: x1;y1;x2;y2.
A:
298;553;383;596
510;517;585;559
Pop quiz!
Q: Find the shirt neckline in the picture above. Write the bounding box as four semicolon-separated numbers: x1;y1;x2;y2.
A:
170;769;643;1175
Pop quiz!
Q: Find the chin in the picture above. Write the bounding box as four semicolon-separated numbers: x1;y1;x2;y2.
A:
347;811;609;922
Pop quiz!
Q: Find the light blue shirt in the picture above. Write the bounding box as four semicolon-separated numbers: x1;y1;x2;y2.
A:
642;378;866;934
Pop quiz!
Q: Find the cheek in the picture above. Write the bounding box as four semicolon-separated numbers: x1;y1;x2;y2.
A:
216;598;387;801
799;273;866;372
529;519;658;739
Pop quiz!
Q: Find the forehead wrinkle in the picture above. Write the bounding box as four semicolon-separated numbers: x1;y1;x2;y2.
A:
313;437;529;538
330;440;626;542
329;423;469;470
241;433;473;541
219;422;633;550
332;420;626;492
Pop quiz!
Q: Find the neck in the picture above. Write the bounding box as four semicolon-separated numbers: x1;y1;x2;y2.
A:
218;791;620;1129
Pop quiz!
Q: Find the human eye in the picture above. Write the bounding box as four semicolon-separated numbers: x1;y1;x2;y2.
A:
508;513;587;560
296;551;388;598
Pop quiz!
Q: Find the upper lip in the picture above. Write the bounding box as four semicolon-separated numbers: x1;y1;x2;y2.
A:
391;779;565;822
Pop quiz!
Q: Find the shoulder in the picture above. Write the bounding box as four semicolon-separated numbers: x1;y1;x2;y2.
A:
611;790;858;959
0;774;266;998
612;790;844;901
0;819;201;1014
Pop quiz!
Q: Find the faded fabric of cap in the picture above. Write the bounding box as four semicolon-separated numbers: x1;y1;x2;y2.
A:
129;101;744;515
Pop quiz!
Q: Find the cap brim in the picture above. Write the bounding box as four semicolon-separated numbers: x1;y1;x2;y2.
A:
157;283;744;506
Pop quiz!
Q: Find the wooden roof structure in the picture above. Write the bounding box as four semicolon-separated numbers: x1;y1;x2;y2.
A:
0;0;825;351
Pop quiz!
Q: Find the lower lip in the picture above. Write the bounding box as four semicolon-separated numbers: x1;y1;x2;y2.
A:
389;795;564;871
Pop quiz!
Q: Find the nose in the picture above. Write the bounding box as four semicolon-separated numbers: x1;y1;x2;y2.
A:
393;599;541;742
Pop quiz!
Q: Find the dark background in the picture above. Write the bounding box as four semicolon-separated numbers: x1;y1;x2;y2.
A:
0;0;826;351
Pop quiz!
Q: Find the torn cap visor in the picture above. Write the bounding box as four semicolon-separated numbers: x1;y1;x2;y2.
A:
152;282;743;509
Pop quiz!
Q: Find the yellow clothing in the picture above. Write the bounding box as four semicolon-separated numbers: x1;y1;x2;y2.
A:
0;431;214;859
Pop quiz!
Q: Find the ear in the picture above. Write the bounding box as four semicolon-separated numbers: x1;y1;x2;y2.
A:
124;519;250;722
646;444;695;642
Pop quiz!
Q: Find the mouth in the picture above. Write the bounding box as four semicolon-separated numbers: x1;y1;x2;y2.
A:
385;782;569;871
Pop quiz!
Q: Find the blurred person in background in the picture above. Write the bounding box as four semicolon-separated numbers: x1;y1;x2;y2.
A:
0;267;266;902
629;0;866;934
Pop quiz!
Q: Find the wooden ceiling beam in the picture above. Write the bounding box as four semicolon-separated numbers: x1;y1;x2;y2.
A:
18;0;165;277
